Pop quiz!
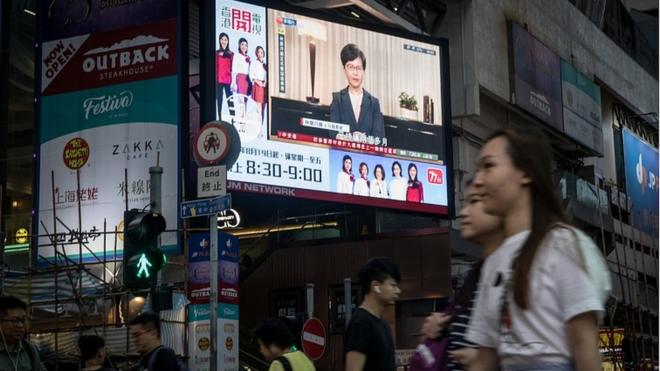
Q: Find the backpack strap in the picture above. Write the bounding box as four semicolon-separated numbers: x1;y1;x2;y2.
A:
275;355;294;371
22;340;44;371
147;346;164;371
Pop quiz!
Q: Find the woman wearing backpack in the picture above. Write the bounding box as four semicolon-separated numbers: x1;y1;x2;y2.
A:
465;129;604;371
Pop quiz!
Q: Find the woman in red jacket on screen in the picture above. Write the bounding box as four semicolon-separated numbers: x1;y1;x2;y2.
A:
216;33;234;119
232;37;251;123
406;163;424;203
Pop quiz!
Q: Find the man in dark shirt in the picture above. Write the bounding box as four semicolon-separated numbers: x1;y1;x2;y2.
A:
129;312;180;371
344;257;401;371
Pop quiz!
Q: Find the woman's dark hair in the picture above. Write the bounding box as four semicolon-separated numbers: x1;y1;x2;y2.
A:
79;335;105;362
407;163;418;182
218;33;230;51
487;128;568;309
238;37;248;53
358;257;401;294
342;155;352;170
374;164;385;180
254;318;295;349
391;161;402;176
340;43;366;70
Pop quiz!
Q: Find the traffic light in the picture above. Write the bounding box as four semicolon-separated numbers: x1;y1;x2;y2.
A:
123;209;166;290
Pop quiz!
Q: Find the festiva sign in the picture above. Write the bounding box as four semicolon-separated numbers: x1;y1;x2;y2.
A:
41;18;177;96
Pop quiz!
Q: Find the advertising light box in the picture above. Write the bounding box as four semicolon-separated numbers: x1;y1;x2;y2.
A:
213;0;451;215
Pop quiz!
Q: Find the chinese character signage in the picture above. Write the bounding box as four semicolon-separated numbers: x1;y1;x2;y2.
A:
622;129;659;237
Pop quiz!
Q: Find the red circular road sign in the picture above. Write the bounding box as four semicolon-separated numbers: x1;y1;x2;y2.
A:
193;122;230;166
301;317;326;360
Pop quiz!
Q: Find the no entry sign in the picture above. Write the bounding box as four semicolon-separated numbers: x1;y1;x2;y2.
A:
301;317;326;360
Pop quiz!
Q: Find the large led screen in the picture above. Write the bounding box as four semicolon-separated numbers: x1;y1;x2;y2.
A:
214;0;450;214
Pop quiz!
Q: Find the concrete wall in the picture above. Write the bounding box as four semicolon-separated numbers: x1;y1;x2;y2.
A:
436;0;657;117
471;0;658;116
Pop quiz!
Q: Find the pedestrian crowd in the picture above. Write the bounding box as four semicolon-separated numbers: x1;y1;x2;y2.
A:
0;128;609;371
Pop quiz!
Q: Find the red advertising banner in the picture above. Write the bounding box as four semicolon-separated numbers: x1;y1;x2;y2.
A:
41;18;177;96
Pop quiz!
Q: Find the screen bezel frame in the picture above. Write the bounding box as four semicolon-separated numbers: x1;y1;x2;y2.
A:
201;0;454;218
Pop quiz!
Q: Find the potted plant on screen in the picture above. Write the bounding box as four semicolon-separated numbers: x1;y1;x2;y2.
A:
398;92;418;120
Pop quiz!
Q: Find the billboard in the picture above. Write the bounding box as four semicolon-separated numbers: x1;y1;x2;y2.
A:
510;22;563;131
40;0;178;41
36;8;180;265
622;129;659;237
213;0;450;215
188;303;239;371
561;60;603;154
188;232;240;305
41;19;177;96
37;77;179;264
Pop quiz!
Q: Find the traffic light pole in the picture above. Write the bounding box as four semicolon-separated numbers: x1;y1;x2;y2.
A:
210;213;218;371
150;158;163;290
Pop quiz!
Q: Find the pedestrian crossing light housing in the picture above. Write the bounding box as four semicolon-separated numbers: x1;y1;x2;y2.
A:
123;209;166;290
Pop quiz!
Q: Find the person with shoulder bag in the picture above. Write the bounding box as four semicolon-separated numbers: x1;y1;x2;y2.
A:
409;180;504;371
254;318;316;371
465;129;609;371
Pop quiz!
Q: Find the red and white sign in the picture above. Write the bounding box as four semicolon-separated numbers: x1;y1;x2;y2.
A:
301;318;326;361
41;18;177;96
194;122;230;166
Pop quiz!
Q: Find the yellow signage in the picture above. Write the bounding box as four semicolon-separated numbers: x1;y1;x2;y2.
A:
15;228;28;244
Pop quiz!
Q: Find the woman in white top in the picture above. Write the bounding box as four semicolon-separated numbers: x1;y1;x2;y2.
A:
465;129;603;371
388;161;407;201
369;164;388;198
353;162;370;196
336;155;354;194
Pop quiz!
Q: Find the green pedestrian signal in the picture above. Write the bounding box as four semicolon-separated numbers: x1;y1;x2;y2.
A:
123;209;166;290
136;253;154;278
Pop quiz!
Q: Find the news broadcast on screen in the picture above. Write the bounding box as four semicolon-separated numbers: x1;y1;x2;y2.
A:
214;0;450;214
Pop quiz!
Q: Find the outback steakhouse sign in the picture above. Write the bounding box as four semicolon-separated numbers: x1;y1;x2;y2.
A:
41;18;177;96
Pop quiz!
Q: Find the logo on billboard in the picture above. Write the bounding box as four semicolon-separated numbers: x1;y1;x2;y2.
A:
636;153;657;194
83;90;133;119
221;288;238;299
63;137;90;170
427;168;444;184
82;35;169;77
41;19;177;95
221;238;238;259
224;323;236;333
222;305;237;317
198;337;210;351
218;6;263;35
15;228;28;244
112;139;164;160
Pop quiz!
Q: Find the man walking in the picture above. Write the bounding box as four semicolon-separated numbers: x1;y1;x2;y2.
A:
129;312;181;371
0;296;43;371
254;318;316;371
344;257;401;371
